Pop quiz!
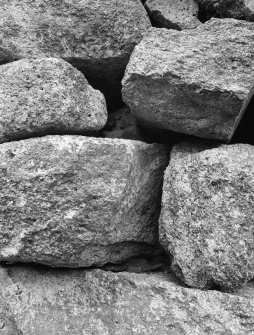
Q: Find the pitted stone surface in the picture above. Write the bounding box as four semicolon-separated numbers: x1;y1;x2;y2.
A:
0;135;168;267
160;142;254;291
122;19;254;141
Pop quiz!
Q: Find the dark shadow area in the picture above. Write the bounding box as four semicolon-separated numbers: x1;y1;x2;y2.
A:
231;93;254;144
198;4;210;23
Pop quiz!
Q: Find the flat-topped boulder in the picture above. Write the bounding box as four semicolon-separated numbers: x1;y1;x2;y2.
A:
159;142;254;291
145;0;201;30
1;266;254;334
196;0;254;21
0;58;107;143
0;135;169;267
0;0;151;110
122;19;254;141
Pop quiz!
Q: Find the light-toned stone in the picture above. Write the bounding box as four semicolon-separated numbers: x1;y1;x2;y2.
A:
122;19;254;141
1;266;254;335
159;141;254;291
196;0;254;21
0;0;151;110
0;135;169;267
145;0;201;30
0;58;107;143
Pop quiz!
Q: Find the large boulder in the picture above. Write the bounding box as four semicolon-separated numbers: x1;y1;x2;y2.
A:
0;0;151;110
0;58;107;143
159;142;254;291
122;19;254;141
196;0;254;21
0;135;169;267
145;0;201;30
1;266;254;335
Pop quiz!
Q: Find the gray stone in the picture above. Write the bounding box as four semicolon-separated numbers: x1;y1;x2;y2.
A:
102;106;144;141
122;19;254;141
0;293;21;335
0;0;151;110
145;0;201;30
159;142;254;291
196;0;254;21
1;266;254;335
0;135;169;267
0;58;107;143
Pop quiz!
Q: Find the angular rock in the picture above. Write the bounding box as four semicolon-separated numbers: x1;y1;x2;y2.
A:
1;266;254;335
0;58;107;143
145;0;201;30
122;19;254;141
0;0;151;110
159;142;254;291
102;106;144;141
196;0;254;21
0;135;169;267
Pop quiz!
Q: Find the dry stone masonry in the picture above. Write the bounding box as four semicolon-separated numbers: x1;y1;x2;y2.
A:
0;58;107;142
0;0;254;334
122;18;254;142
0;0;151;110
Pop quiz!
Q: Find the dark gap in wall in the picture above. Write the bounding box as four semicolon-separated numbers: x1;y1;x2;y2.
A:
231;93;254;145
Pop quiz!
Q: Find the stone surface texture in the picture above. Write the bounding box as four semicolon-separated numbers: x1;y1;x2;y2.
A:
0;293;21;335
196;0;254;21
159;142;254;291
122;19;254;141
0;58;107;143
1;266;254;335
102;106;144;141
145;0;201;30
0;135;169;267
0;0;151;110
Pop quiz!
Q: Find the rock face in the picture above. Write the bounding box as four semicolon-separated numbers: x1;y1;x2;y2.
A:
0;293;21;335
102;106;144;141
159;142;254;291
0;58;107;143
196;0;254;21
1;266;254;335
0;135;168;267
0;0;151;110
122;19;254;141
145;0;201;30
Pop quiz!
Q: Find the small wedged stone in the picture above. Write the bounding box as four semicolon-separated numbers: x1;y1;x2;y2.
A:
159;141;254;291
102;106;144;141
145;0;201;30
0;135;169;267
122;18;254;141
196;0;254;21
0;58;107;143
1;266;254;335
0;0;151;110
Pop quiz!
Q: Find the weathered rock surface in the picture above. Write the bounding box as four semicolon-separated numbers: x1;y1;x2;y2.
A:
0;58;107;143
145;0;201;30
1;266;254;335
0;0;151;110
196;0;254;21
102;106;144;141
122;19;254;141
0;135;168;267
0;293;21;335
159;142;254;291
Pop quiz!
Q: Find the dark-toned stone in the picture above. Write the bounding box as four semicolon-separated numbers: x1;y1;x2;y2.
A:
0;58;107;143
159;141;254;291
122;19;254;141
196;0;254;22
